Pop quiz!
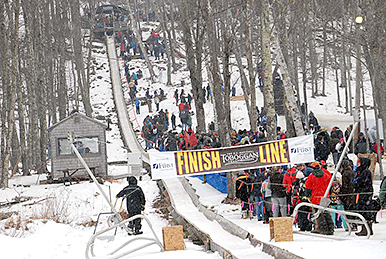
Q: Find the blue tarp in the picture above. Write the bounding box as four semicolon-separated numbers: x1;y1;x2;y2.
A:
194;173;227;193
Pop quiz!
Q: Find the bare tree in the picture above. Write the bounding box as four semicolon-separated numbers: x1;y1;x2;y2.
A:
261;0;276;141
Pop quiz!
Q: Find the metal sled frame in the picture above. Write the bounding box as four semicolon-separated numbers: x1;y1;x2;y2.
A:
86;214;164;259
67;133;164;258
292;202;371;239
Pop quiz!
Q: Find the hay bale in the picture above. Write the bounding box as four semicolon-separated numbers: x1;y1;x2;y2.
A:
269;217;293;242
162;225;185;251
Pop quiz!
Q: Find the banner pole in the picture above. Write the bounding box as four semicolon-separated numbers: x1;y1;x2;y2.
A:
322;121;360;201
67;132;129;233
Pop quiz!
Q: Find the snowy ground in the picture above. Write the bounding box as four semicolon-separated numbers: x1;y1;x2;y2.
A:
0;174;221;259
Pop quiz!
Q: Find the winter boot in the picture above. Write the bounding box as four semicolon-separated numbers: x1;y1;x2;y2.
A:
355;224;368;236
133;229;143;235
369;221;374;235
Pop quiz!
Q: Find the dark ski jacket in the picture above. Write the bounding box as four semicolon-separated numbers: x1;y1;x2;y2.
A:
117;176;145;215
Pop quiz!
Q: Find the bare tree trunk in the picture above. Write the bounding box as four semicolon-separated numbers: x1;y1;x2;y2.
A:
170;2;178;45
333;25;341;108
70;0;93;117
220;7;232;131
261;0;276;140
275;38;305;137
244;0;257;131
158;3;172;85
0;0;8;183
234;39;253;126
273;0;304;137
322;22;327;96
309;33;318;97
300;14;309;131
1;0;20;188
203;0;229;145
180;1;206;133
161;0;176;71
86;0;96;97
203;0;232;200
16;61;30;175
341;17;349;114
347;48;353;115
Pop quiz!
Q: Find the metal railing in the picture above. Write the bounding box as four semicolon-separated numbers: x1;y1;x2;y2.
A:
86;214;164;259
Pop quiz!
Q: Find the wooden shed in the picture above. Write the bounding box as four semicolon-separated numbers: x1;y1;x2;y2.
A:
48;112;108;180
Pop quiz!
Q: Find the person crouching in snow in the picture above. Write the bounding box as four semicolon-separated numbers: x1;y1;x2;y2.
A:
116;176;145;235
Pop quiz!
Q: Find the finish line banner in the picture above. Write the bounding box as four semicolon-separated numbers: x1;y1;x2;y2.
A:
149;135;314;180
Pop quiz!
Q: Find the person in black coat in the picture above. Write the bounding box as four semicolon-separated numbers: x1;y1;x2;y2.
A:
340;160;356;212
354;158;374;236
315;133;330;161
269;167;287;217
116;176;146;235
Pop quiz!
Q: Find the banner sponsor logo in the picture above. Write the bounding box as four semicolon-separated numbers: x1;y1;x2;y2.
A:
290;146;313;154
152;162;174;170
150;135;314;180
221;150;259;166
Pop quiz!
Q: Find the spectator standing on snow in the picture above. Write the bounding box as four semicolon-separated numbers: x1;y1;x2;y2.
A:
132;41;137;55
120;42;125;57
116;176;145;235
335;138;347;165
304;161;333;235
187;93;192;106
206;84;211;102
154;94;160;111
315;132;330;161
252;169;265;221
202;86;206;104
146;88;153;113
308;111;319;128
282;166;297;215
174;89;179;105
269;167;287;217
340;160;356;215
261;172;272;224
355;132;377;180
291;169;312;232
134;98;140;114
330;132;340;166
354;158;374;236
171;113;176;130
132;72;138;85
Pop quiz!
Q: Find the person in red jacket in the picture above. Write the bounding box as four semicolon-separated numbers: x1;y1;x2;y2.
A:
305;161;334;235
283;167;297;193
120;42;125;57
305;161;331;205
178;101;186;111
283;166;297;215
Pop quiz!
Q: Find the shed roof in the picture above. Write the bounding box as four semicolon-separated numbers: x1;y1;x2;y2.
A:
48;112;108;132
